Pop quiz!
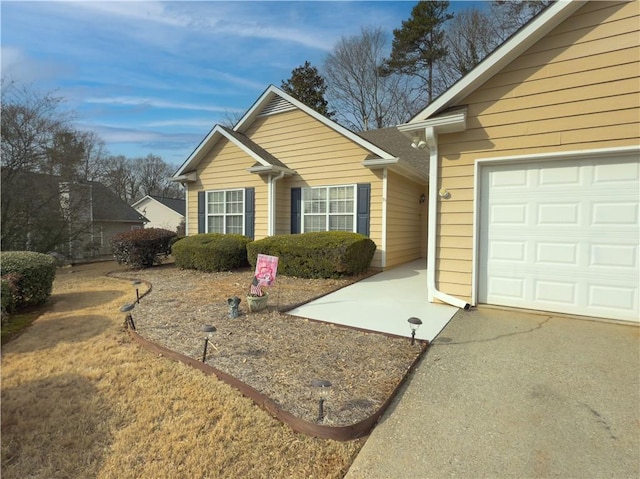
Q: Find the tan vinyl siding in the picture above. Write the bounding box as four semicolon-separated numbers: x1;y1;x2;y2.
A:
435;0;639;302
243;109;387;268
385;170;427;268
186;139;268;237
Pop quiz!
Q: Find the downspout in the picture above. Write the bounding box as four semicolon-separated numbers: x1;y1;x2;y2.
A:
425;127;471;310
381;167;388;268
268;170;286;236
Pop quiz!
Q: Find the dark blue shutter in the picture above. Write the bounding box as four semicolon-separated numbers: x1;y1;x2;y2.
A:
197;191;205;234
245;187;255;239
356;183;370;236
291;187;302;234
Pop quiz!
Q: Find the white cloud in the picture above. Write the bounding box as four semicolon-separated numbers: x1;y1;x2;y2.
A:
83;96;236;113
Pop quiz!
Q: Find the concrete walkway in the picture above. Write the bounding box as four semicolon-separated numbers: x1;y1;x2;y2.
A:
345;308;640;479
287;260;458;341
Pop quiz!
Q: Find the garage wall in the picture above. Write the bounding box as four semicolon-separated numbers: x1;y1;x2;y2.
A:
434;0;640;303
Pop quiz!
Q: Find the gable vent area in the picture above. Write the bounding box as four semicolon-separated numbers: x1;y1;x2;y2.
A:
258;96;296;117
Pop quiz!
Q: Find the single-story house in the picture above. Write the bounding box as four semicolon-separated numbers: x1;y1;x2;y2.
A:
398;0;639;322
172;85;430;270
132;195;185;233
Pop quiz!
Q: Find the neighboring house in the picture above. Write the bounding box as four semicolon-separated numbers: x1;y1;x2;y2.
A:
398;0;639;322
1;170;147;259
172;85;430;270
90;181;148;256
132;195;185;233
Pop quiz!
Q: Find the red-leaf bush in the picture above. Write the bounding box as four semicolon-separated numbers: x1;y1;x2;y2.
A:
110;228;176;269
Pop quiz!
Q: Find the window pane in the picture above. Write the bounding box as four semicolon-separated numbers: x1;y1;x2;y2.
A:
226;190;243;214
329;186;354;213
226;215;243;234
304;215;325;233
208;216;223;233
329;215;353;231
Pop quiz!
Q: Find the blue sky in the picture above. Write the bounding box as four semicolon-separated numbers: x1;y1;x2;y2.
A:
2;1;484;166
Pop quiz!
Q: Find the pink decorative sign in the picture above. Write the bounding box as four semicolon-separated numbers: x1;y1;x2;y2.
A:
254;254;278;287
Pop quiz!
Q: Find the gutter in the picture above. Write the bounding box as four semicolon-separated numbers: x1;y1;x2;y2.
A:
268;170;286;236
398;109;470;310
424;128;470;310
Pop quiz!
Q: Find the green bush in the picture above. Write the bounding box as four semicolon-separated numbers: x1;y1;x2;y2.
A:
247;232;376;279
110;228;176;269
0;251;57;310
172;234;251;272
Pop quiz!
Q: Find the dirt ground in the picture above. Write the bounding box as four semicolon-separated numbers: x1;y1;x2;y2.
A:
111;262;424;426
1;260;368;479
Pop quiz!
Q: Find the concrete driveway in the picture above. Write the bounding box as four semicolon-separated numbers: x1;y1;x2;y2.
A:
346;307;640;479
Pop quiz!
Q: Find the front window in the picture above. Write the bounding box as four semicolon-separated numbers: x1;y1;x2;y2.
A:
302;185;355;233
207;189;244;234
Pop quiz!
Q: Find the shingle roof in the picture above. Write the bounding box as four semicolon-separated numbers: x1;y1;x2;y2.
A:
149;195;185;216
220;126;291;169
5;170;147;223
88;181;147;222
357;127;429;176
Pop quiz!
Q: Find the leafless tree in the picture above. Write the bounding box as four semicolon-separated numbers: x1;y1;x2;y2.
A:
435;7;500;92
324;27;418;130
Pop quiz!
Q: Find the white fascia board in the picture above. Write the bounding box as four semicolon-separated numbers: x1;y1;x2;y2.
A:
409;1;586;122
131;195;152;208
362;157;428;184
173;126;221;177
171;171;197;183
247;165;297;175
174;125;274;178
399;108;467;137
217;127;271;167
235;85;397;161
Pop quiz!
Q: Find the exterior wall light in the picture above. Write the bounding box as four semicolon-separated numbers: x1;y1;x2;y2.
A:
411;138;428;149
408;317;423;345
311;379;332;422
200;324;217;362
419;193;426;204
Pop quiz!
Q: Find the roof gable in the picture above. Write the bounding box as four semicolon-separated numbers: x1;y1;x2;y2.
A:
173;85;398;179
409;0;586;123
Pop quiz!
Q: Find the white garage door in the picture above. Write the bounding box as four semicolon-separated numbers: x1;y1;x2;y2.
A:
479;154;639;322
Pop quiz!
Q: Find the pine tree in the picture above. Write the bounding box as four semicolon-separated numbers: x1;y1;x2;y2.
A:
281;61;334;118
381;1;454;105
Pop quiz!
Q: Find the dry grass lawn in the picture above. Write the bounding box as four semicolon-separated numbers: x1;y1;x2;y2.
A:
1;262;361;479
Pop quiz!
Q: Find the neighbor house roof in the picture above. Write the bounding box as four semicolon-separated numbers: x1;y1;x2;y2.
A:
3;170;147;223
408;0;585;123
147;195;186;216
88;181;148;223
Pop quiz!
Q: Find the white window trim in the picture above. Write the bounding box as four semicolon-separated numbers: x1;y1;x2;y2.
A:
302;184;357;233
206;188;245;235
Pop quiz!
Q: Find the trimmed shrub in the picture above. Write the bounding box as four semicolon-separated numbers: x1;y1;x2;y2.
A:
247;232;376;279
172;234;251;272
110;228;176;269
0;251;57;310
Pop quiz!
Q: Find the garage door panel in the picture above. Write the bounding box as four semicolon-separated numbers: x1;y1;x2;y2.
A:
479;154;639;322
591;202;638;225
590;244;637;268
538;202;580;224
539;165;581;185
536;242;578;265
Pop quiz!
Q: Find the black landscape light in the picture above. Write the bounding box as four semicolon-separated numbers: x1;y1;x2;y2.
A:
132;280;142;303
121;303;136;330
407;317;422;345
311;379;332;422
200;324;217;363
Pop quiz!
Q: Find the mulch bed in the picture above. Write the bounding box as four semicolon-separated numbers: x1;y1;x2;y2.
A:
112;264;424;427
